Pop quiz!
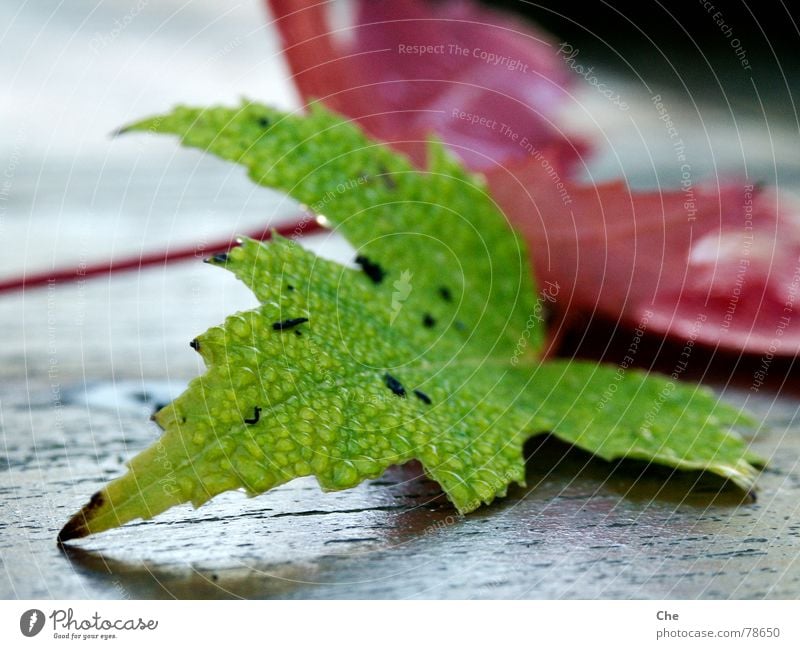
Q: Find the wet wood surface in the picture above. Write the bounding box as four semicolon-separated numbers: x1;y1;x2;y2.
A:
1;268;798;599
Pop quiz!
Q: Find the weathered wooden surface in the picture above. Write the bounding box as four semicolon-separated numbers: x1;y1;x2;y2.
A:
1;302;799;600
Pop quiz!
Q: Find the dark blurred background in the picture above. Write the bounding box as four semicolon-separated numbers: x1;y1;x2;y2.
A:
490;0;800;112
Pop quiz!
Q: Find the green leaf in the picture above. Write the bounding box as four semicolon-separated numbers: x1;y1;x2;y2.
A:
59;103;761;541
126;102;545;361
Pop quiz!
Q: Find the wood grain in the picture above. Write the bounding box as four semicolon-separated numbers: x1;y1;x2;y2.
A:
1;275;798;599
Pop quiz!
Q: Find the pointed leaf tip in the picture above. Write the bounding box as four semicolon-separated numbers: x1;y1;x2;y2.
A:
57;491;105;543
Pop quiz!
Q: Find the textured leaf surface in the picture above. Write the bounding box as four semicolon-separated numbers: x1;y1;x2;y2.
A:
60;104;760;540
126;102;544;360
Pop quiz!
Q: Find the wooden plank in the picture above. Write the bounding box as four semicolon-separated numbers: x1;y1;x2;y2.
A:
1;282;798;599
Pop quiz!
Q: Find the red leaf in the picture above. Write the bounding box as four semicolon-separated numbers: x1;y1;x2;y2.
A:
267;0;586;172
487;162;800;356
266;0;800;358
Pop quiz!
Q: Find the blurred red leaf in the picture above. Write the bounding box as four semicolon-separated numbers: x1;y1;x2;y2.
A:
267;0;800;359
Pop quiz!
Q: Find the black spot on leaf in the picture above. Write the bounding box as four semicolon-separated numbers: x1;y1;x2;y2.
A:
383;373;406;398
379;165;396;189
207;253;229;264
413;389;432;405
355;255;386;284
272;317;309;331
88;491;104;510
244;406;262;425
439;286;452;302
422;313;436;328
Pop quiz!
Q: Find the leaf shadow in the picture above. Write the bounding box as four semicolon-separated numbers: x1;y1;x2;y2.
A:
57;437;754;599
515;435;756;507
58;543;318;599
